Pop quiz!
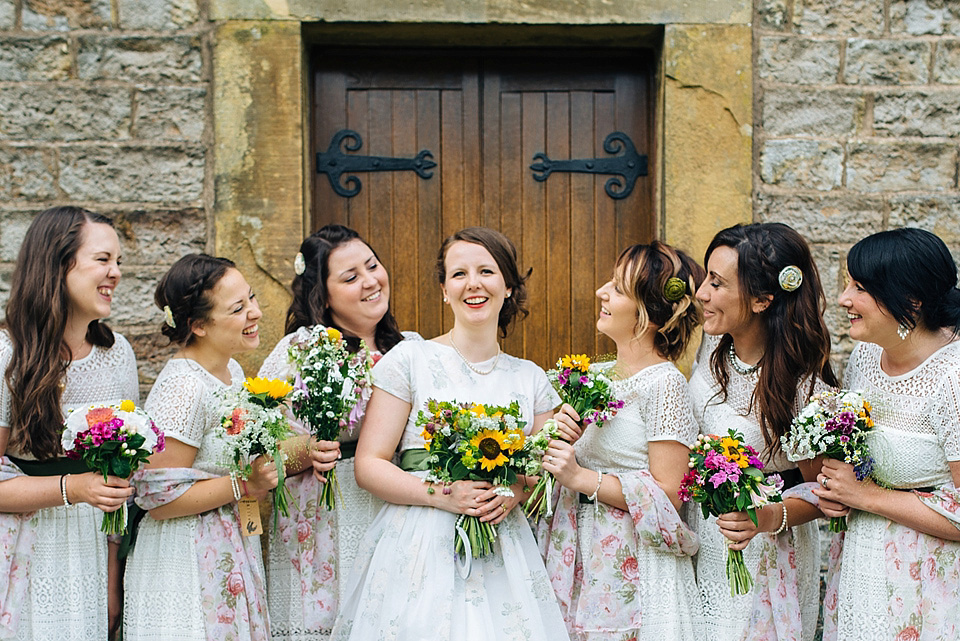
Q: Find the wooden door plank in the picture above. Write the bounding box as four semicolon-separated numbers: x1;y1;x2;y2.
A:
569;90;598;358
595;91;617;358
498;91;523;357
480;70;502;230
314;65;348;230
520;91;547;366
545;92;572;362
345;89;370;239
391;89;419;333
461;60;482;231
417;89;443;339
367;90;394;281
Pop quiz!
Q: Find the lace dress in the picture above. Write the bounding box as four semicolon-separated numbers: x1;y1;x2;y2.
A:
537;362;702;640
688;335;821;641
124;358;269;641
822;341;960;641
259;328;421;641
0;331;139;640
330;340;568;641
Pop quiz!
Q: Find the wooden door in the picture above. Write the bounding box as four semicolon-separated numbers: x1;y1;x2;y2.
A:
311;48;656;368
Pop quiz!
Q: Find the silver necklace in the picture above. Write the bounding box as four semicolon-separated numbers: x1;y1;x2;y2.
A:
449;331;500;376
727;342;759;376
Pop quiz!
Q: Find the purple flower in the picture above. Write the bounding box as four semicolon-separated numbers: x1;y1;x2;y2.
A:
709;470;732;488
704;450;725;470
748;455;764;468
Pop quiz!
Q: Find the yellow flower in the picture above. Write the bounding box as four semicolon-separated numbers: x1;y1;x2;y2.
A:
469;404;488;418
862;400;872;414
326;327;341;342
504;428;526;454
720;436;747;467
470;429;509;472
244;377;294;399
559;354;591;372
119;400;136;413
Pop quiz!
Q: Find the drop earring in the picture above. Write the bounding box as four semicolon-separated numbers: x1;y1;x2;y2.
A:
897;322;910;340
443;296;448;304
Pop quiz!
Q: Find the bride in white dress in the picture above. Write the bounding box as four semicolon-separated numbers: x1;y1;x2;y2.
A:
815;228;960;641
331;227;567;641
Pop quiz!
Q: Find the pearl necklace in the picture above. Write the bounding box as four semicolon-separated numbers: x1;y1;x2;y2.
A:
727;342;759;376
449;331;500;376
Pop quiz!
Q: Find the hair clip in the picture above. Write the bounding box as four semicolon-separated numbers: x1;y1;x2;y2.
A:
294;252;306;276
163;305;176;329
778;265;803;292
663;277;687;302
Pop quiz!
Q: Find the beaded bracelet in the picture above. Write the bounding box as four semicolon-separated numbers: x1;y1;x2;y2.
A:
587;470;603;502
229;473;242;502
60;474;71;507
773;502;789;535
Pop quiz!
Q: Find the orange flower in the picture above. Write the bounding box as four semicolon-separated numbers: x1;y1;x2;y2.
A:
86;407;115;427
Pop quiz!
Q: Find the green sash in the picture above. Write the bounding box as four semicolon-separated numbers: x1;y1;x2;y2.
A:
6;456;88;476
398;449;430;472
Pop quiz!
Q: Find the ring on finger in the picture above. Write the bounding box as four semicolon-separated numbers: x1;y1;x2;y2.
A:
820;476;829;489
500;504;506;513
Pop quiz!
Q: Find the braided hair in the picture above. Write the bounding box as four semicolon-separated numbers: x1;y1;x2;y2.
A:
155;254;236;345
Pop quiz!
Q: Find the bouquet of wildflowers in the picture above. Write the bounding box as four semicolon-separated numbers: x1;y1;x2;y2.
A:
287;325;374;510
546;354;624;429
62;400;165;534
521;418;562;520
781;389;875;532
217;377;294;522
678;429;783;596
417;400;543;564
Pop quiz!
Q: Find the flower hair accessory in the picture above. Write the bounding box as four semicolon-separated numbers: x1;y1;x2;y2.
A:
663;277;687;302
778;265;803;292
294;252;306;276
163;305;176;329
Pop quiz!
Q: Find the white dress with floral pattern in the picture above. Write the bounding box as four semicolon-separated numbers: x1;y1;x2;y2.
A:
330;340;568;641
0;331;139;641
537;361;702;641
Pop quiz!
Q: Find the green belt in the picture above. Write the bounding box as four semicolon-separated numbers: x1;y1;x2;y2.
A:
398;449;430;472
7;456;88;476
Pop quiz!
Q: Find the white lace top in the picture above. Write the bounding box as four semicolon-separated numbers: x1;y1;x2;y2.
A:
575;362;699;472
373;340;560;450
844;340;960;488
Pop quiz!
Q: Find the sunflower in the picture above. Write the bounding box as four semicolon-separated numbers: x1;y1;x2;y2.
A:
559;354;591;372
244;377;294;399
469;429;510;471
504;428;526;454
720;436;748;468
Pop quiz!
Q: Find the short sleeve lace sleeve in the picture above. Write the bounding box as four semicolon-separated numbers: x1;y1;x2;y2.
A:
371;341;415;403
258;331;300;381
114;334;141;404
145;368;209;449
647;365;699;446
0;332;11;430
935;369;960;461
532;366;561;415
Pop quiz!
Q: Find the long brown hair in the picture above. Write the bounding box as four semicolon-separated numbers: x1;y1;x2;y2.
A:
4;207;116;460
705;223;838;458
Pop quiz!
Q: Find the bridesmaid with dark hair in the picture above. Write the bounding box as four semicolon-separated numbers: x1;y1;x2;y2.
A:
258;224;419;640
0;206;138;640
816;228;960;641
124;254;278;640
690;222;837;641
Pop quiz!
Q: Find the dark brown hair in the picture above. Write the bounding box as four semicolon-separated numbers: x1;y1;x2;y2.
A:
435;227;530;339
614;241;706;361
155;254;236;346
285;224;403;354
705;223;839;458
4;207;117;460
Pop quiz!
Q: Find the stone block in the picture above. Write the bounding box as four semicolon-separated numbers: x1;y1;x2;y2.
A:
808;243;856;355
133;87;207;142
847;141;956;192
110;207;207;265
118;0;200;30
0;87;131;141
756;0;789;31
758;36;842;84
59;146;205;203
889;195;960;243
77;35;204;83
844;39;931;85
0;1;14;29
934;40;960;84
109;268;168;326
760;140;844;190
127;329;178;388
874;90;960;137
890;0;960;35
0;147;57;201
0;210;36;262
22;0;112;31
762;88;865;136
0;37;71;81
756;193;885;243
794;0;885;35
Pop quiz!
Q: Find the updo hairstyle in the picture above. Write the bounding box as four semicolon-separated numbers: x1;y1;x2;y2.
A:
155;253;236;346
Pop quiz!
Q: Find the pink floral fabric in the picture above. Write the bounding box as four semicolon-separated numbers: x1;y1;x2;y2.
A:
133;467;270;641
538;469;699;640
0;457;35;639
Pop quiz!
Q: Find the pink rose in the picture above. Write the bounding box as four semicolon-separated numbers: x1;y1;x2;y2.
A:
297;520;312;544
562;547;575;567
620;556;639;581
216;603;235;624
226;571;245;597
599;534;619;555
319;562;334;583
896;626;920;641
909;562;921;581
923;557;937;581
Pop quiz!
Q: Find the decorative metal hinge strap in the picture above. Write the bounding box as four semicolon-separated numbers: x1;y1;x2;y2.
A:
529;131;647;200
317;129;437;198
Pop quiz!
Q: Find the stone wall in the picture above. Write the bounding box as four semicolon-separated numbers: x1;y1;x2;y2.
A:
0;0;212;392
754;0;960;372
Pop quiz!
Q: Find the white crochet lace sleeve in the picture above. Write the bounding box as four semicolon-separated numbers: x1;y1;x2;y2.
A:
258;331;300;382
935;363;960;461
370;340;415;403
647;365;699;446
532;364;561;415
145;364;210;449
0;332;12;430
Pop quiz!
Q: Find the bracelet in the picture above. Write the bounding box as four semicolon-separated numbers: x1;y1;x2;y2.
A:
773;502;789;535
229;473;242;502
587;470;603;502
60;474;72;507
240;479;248;497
